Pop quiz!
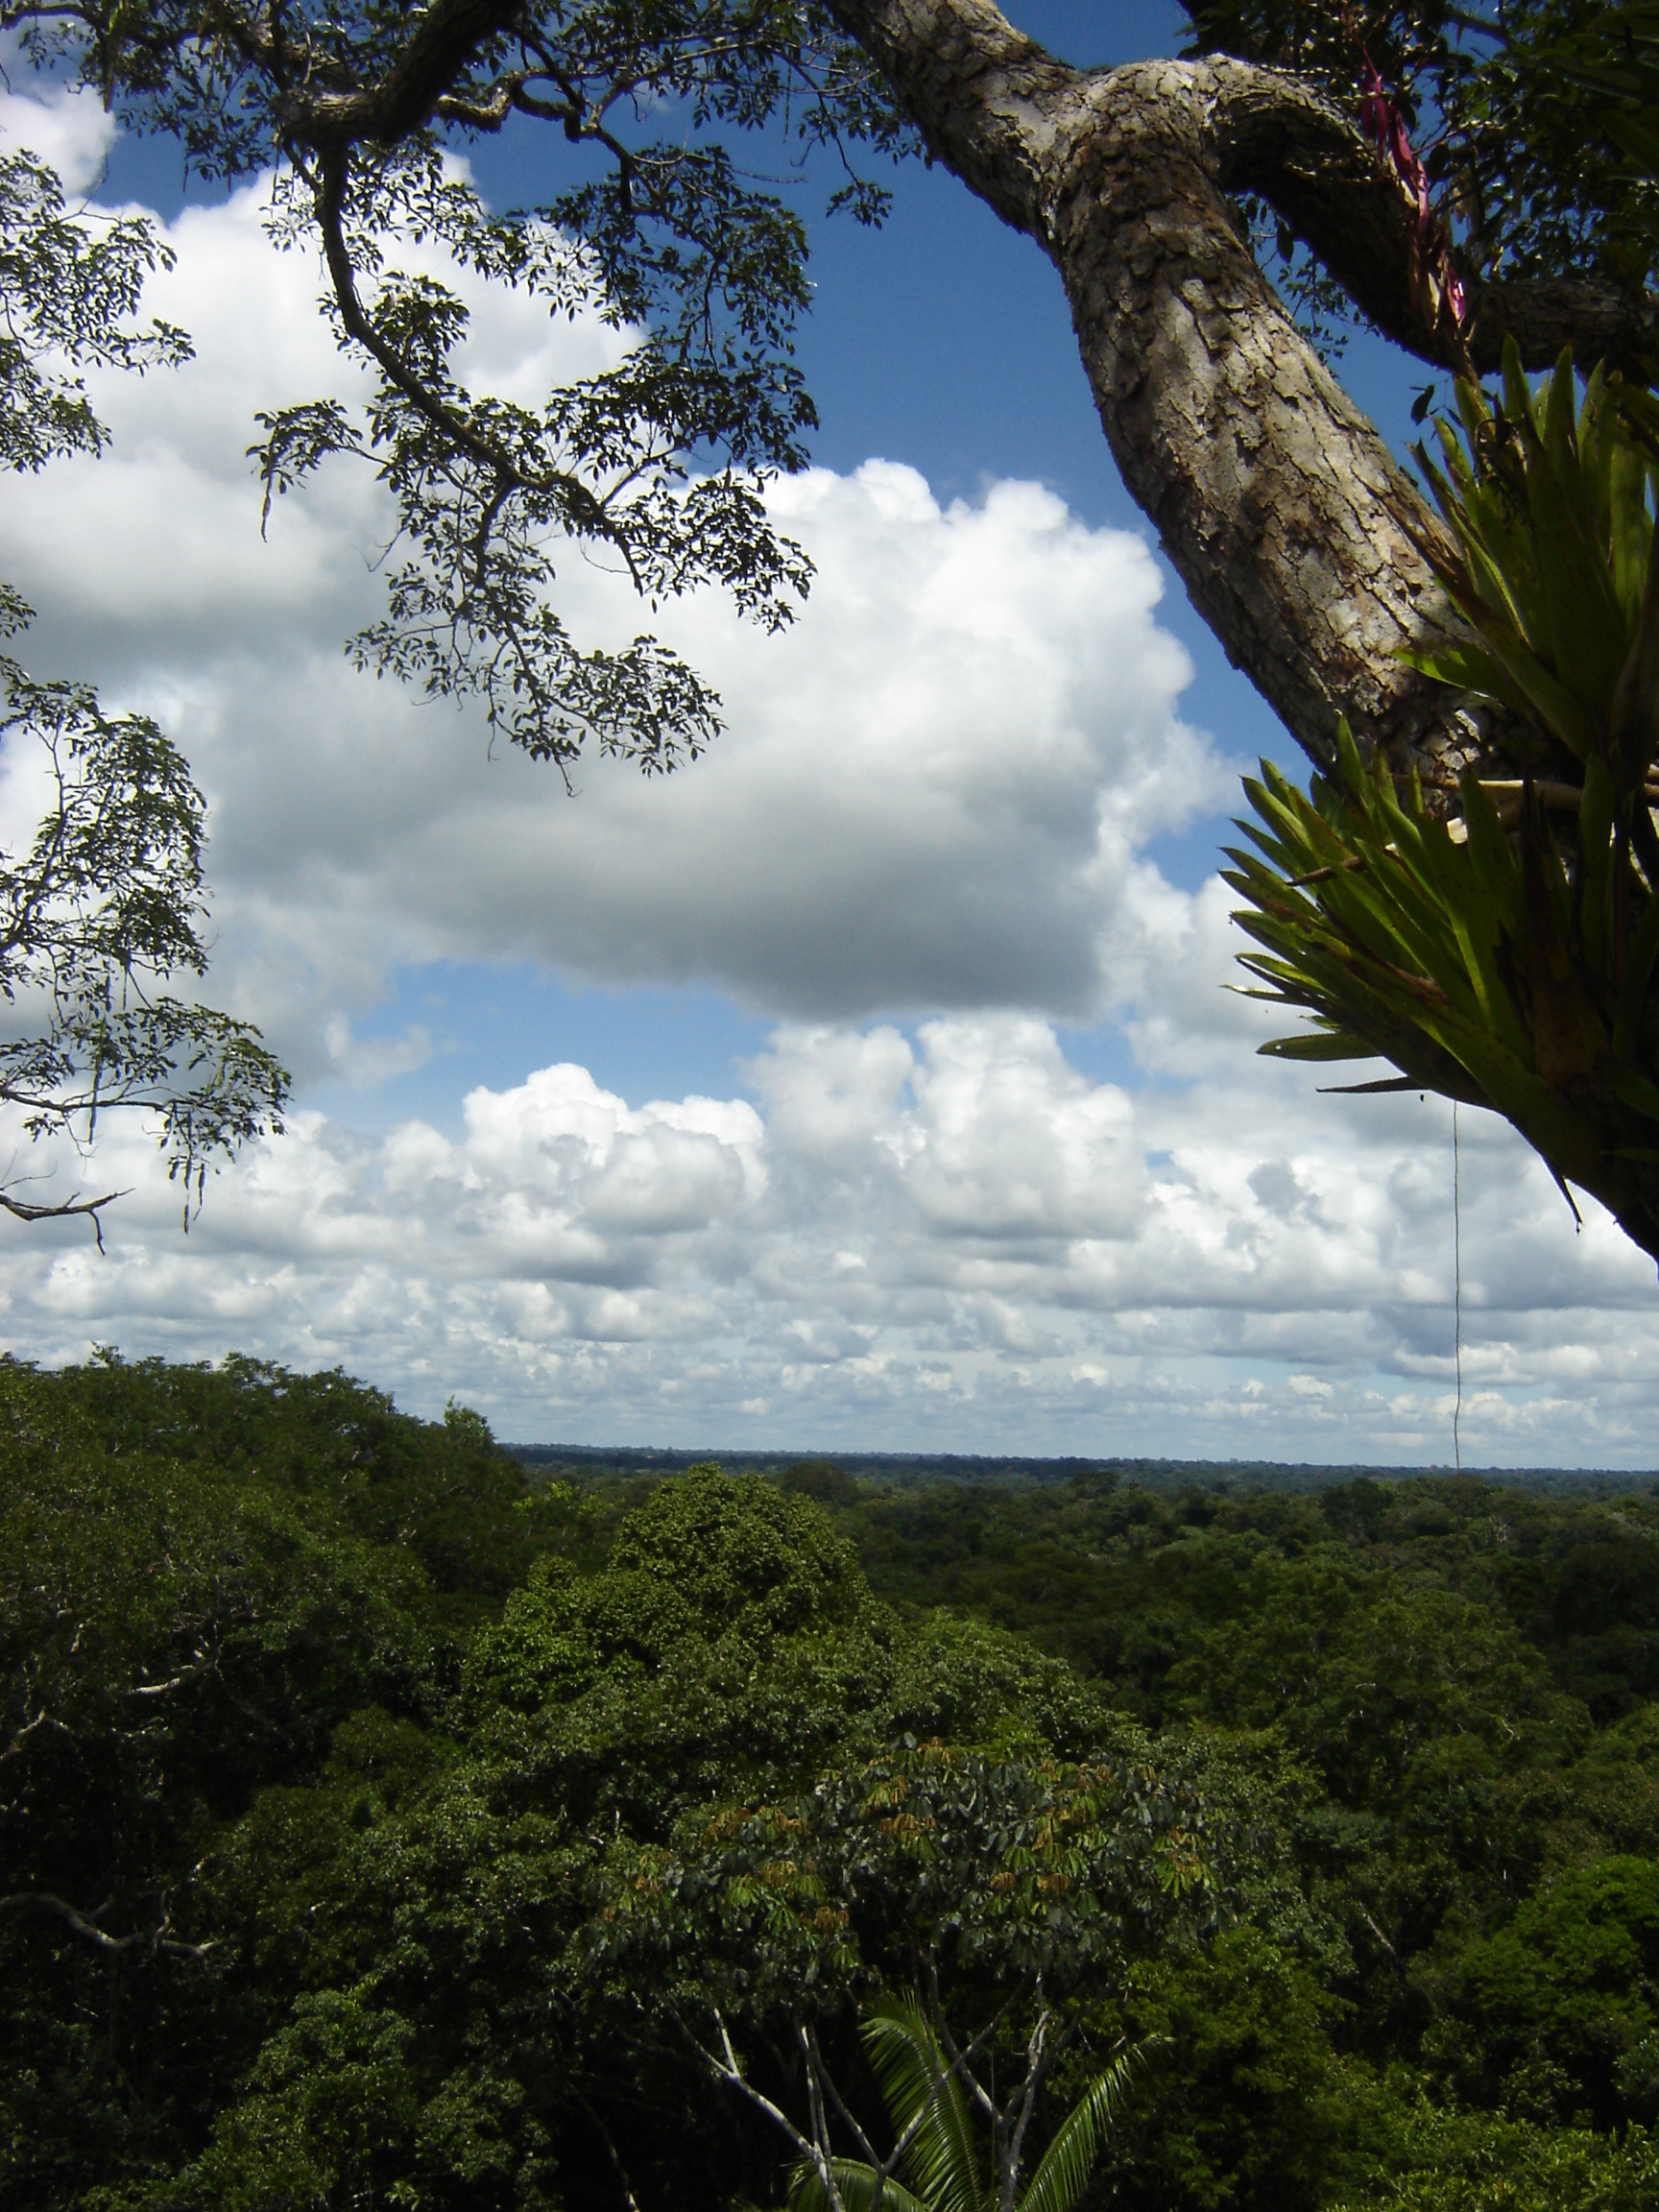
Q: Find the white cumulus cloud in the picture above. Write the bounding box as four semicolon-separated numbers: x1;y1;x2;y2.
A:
2;996;1654;1461
0;176;1229;1065
0;70;118;192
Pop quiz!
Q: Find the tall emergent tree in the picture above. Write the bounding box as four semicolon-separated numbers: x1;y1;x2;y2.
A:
2;0;1655;1250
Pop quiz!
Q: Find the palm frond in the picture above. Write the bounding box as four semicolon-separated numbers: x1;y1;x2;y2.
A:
1015;2051;1139;2212
789;2155;929;2212
861;1998;987;2212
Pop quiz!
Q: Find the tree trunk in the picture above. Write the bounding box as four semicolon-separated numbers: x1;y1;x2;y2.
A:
825;0;1551;779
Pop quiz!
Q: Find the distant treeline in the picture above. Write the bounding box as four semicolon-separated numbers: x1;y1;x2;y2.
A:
508;1441;1659;1497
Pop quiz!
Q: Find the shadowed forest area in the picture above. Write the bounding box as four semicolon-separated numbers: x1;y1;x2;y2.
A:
6;1353;1659;2210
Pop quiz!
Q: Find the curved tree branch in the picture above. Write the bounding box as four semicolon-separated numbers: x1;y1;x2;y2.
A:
311;149;613;541
277;0;528;146
823;3;1656;780
0;1185;124;1243
1205;61;1659;376
0;1891;212;1959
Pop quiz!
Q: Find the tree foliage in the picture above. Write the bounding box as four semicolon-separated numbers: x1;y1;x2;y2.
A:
0;149;189;473
0;655;289;1235
7;0;911;771
1183;1;1659;301
0;1384;1310;2212
787;1458;1659;2126
9;1369;1659;2211
0;146;285;1232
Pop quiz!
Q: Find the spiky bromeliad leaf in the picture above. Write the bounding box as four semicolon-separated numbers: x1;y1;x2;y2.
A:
1406;346;1654;783
1228;339;1659;1264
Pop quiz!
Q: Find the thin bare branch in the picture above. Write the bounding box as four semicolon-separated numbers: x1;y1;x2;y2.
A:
1003;1999;1067;2211
0;1892;213;1960
807;2016;885;2170
124;1648;217;1697
570;2089;646;2212
926;1954;1009;2126
797;2017;848;2210
682;2008;827;2174
0;1184;124;1248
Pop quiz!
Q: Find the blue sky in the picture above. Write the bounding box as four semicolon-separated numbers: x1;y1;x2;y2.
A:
2;7;1654;1462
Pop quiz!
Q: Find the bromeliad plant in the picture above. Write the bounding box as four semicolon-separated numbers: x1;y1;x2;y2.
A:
1227;343;1659;1266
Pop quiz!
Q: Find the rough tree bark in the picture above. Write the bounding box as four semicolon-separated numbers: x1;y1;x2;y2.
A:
820;3;1659;1273
826;0;1655;781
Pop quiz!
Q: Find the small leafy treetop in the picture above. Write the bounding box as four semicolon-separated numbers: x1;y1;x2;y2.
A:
592;1734;1222;2010
591;1722;1228;2212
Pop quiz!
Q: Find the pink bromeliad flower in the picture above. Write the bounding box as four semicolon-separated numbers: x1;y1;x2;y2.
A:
1359;54;1467;327
1360;55;1431;233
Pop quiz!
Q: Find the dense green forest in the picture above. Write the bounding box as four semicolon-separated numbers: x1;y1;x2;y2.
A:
6;1355;1659;2210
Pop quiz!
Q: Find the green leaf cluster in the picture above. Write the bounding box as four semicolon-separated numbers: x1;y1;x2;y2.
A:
0;151;190;474
1182;2;1659;294
1408;349;1659;795
0;668;289;1229
1330;2097;1659;2212
0;151;283;1231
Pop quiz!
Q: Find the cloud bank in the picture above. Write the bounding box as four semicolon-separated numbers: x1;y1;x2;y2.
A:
0;72;118;191
2;172;1224;1045
6;992;1653;1462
